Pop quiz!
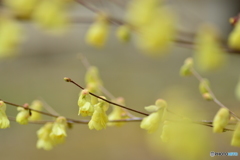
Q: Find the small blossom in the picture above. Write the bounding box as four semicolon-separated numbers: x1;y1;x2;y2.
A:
16;107;30;125
140;99;167;133
0;101;10;129
37;122;54;150
0;17;22;58
50;117;67;142
86;14;109;47
180;58;193;76
202;93;213;101
108;97;130;127
116;25;131;42
78;89;94;116
213;108;230;133
88;97;109;130
160;121;172;142
4;0;38;19
199;79;210;94
32;0;68;32
29;100;43;121
194;24;226;72
231;122;240;147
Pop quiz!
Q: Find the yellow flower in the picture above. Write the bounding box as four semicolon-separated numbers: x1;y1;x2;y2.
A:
4;0;38;19
199;79;210;94
116;25;131;42
86;14;109;47
37;122;54;150
50;117;67;141
78;89;94;116
140;99;167;133
231;122;240;147
85;66;102;86
126;0;176;54
88;97;109;130
213;108;230;133
108;97;130;127
194;24;226;72
29;100;43;121
180;58;193;76
16;107;30;125
0;18;22;58
0;101;10;129
228;21;240;50
32;0;68;32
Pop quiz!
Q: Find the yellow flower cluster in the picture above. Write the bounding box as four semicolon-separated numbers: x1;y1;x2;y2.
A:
0;101;10;129
78;89;94;116
126;0;176;54
88;97;109;130
194;25;226;72
37;117;67;150
140;99;167;133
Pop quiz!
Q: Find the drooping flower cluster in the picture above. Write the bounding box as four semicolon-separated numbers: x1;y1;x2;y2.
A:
140;99;167;133
37;116;67;150
0;101;10;129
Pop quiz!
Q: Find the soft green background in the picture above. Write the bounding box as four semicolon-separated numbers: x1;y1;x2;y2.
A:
1;0;240;160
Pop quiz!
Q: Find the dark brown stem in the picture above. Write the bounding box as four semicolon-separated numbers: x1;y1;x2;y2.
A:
64;77;149;116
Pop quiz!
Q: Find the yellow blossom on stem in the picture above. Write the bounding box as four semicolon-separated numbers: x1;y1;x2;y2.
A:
32;0;68;32
108;97;130;127
231;122;240;147
16;107;30;125
50;117;67;142
180;58;193;76
140;99;167;133
88;97;109;130
213;108;230;133
194;24;226;72
0;17;22;58
199;79;210;94
86;14;109;48
78;89;94;116
4;0;38;19
29;100;43;121
0;101;10;129
37;122;54;150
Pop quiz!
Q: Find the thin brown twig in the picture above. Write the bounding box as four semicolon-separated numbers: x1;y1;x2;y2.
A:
64;77;149;116
190;68;240;121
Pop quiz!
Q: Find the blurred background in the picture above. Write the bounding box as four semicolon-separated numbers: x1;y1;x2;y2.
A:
0;0;240;159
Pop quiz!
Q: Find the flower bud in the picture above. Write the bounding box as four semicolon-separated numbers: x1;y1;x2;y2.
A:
0;101;10;129
116;25;131;42
213;108;230;133
202;93;213;101
231;122;240;147
228;21;240;50
180;58;193;76
199;79;210;94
